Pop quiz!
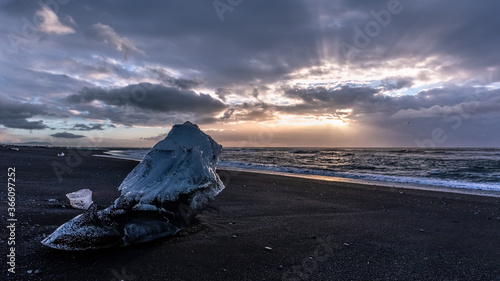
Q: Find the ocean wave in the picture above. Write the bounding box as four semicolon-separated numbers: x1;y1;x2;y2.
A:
288;149;320;154
103;147;500;193
217;161;500;192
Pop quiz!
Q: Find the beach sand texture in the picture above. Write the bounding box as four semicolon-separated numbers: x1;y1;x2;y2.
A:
1;146;499;280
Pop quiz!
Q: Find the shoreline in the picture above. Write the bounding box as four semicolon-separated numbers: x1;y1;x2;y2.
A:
1;146;499;280
97;151;500;199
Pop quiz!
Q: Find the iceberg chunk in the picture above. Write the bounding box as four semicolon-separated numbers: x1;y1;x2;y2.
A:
42;121;224;250
114;121;223;212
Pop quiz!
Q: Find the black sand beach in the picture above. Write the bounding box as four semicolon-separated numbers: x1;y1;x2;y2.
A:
1;146;499;280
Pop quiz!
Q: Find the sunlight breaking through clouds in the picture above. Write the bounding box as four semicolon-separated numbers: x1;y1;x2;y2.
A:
1;0;500;147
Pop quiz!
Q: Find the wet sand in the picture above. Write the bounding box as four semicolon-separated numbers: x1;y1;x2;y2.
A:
1;146;499;280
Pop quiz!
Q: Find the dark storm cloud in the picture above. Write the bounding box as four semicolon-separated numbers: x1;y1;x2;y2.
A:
67;83;227;114
220;108;235;120
63;102;165;126
63;82;228;127
3;0;500;90
283;86;380;115
70;123;106;131
0;119;47;130
52;0;319;87
381;77;413;90
3;0;500;88
50;132;85;138
334;1;500;74
283;84;500;116
0;97;49;130
215;88;232;102
220;102;277;123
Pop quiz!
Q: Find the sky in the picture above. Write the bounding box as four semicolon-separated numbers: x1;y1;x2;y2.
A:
0;0;499;148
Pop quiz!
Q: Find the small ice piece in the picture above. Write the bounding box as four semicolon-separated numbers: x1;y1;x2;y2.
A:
66;189;93;210
57;152;65;157
265;246;272;250
9;147;19;151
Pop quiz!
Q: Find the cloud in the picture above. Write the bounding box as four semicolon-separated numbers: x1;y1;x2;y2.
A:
50;132;85;138
220;108;235;120
148;67;202;90
86;23;144;56
2;1;500;146
279;84;492;122
63;83;228;127
36;6;75;35
0;119;47;130
221;102;277;122
381;77;414;90
0;97;49;130
392;93;500;119
227;85;500;138
140;133;167;141
283;85;380;115
67;83;227;114
70;123;106;131
215;88;232;102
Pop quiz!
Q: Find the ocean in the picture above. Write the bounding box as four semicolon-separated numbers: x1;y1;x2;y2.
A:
102;147;500;193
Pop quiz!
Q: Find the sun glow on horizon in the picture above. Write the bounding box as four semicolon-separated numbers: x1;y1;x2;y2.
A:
269;113;350;127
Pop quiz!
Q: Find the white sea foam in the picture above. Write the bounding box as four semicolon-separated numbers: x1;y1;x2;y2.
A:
217;161;500;192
